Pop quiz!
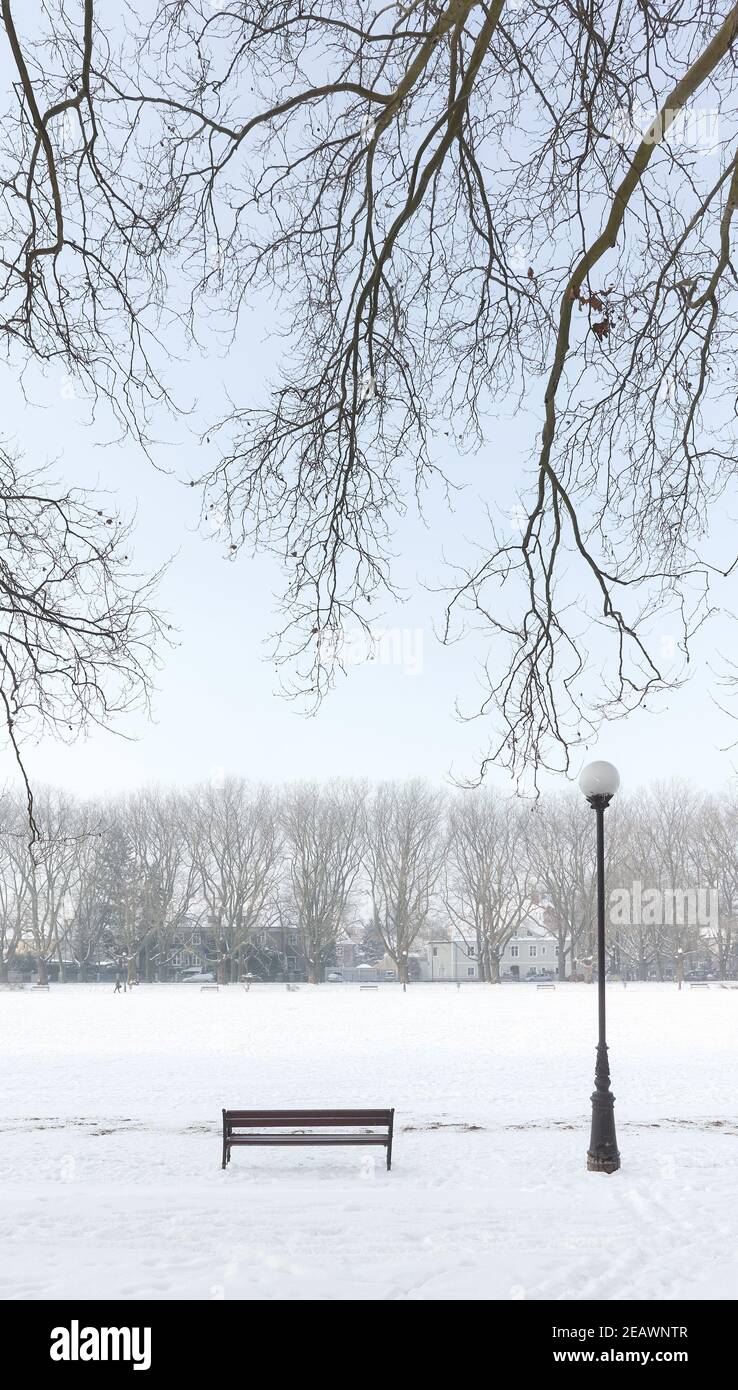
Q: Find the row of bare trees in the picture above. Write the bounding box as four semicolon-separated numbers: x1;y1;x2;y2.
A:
1;777;736;985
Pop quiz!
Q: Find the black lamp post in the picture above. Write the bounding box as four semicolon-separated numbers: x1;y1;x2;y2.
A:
579;759;621;1175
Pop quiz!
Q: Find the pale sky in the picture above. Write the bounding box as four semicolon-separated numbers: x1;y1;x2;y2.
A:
7;316;737;803
2;24;736;802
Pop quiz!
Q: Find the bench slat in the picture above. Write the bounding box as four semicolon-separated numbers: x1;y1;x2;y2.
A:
225;1110;391;1127
228;1134;389;1146
223;1112;391;1123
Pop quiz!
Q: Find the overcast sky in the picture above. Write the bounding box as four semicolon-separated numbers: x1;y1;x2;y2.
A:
1;21;735;803
5;303;735;804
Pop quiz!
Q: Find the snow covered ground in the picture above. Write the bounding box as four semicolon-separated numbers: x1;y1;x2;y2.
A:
1;981;737;1301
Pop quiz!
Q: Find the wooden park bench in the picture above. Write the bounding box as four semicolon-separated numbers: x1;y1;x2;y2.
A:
536;981;555;991
222;1108;395;1170
690;981;709;989
359;984;379;991
200;983;219;992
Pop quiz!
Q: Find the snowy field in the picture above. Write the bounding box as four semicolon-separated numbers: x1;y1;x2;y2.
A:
1;981;737;1301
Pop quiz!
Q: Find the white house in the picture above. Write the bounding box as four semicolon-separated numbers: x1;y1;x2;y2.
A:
421;939;479;981
500;931;565;979
419;911;570;982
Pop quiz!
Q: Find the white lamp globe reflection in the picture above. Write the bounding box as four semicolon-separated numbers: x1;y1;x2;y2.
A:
578;760;620;801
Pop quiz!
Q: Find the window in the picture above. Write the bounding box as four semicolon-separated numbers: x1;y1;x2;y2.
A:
468;947;475;958
529;945;537;958
540;945;547;956
432;946;438;958
511;945;519;958
467;967;475;977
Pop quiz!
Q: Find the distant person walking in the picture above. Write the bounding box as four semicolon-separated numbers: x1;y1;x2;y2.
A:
114;975;122;994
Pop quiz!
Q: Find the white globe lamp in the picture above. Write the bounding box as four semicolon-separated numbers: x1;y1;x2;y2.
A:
578;760;620;802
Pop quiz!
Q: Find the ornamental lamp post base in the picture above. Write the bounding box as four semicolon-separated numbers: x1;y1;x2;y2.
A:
587;1152;620;1174
587;1042;620;1173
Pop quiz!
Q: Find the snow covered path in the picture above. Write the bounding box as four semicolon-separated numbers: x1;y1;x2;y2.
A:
1;982;737;1300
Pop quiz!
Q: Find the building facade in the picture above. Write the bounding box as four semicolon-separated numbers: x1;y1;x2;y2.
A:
500;931;566;979
418;920;571;982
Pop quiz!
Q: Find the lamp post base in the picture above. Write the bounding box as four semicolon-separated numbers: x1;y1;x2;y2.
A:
587;1149;620;1174
587;1043;620;1174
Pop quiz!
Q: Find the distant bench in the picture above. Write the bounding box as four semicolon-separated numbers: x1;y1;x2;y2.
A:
222;1109;395;1170
536;982;555;991
360;984;379;991
690;982;709;990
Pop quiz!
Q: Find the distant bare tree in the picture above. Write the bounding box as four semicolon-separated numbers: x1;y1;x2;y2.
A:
619;782;702;978
606;796;666;982
364;780;444;988
283;780;364;984
187;779;281;984
5;786;83;984
53;798;104;980
445;790;532;982
694;791;738;977
526;794;603;981
696;791;738;978
127;788;198;981
0;787;25;980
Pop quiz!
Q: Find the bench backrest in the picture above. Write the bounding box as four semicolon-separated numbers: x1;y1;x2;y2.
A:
224;1109;392;1128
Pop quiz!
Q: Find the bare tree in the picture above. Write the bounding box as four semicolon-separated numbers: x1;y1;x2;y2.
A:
0;452;166;833
126;788;198;981
364;779;444;987
283;780;364;984
187;778;281;984
53;798;105;979
696;790;738;978
4;786;83;984
606;796;666;982
54;788;198;982
620;782;702;979
0;786;25;980
445;789;532;982
526;793;605;981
